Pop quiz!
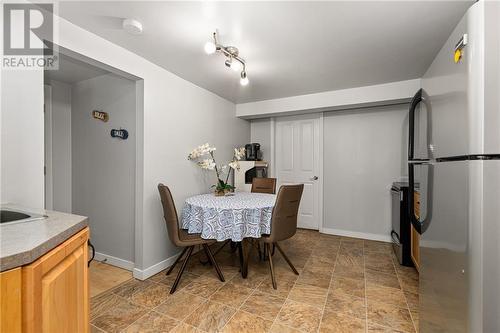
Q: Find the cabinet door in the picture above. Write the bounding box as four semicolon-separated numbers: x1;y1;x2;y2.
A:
0;268;22;333
23;227;89;333
411;192;420;271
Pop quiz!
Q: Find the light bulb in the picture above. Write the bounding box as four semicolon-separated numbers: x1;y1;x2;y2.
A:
230;60;242;72
204;41;216;54
224;58;232;68
240;72;250;86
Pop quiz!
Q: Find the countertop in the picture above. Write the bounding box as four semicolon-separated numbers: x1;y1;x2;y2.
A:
0;204;88;272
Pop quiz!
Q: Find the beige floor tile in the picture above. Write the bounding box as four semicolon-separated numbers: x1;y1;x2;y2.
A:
241;290;287;321
170;322;202;333
339;246;364;258
288;283;328;308
276;299;322;333
123;311;179;332
91;299;148;333
90;262;133;298
269;323;302;333
367;300;415;332
404;290;419;312
366;283;407;309
158;272;199;291
336;253;364;267
368;322;412;332
221;310;273;333
153;290;206;321
229;270;267;289
319;310;366;333
131;283;171;308
330;276;365;298
89;230;417;333
399;275;419;294
111;279;154;300
366;268;401;289
184;300;236;332
325;290;366;320
90;291;126;320
182;275;225;298
365;257;397;275
296;268;332;289
410;310;419;332
333;263;365;280
210;282;253;308
258;275;297;298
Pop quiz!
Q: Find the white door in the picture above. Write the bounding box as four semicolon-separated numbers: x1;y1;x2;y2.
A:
275;114;322;230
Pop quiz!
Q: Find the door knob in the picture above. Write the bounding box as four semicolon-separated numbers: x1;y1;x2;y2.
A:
311;176;319;181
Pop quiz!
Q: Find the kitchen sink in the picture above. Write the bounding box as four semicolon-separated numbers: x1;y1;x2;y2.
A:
0;208;47;225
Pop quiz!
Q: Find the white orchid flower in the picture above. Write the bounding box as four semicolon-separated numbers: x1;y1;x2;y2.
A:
228;161;240;170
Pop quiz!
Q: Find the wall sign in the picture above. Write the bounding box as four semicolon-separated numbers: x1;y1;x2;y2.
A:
92;110;109;122
111;129;129;140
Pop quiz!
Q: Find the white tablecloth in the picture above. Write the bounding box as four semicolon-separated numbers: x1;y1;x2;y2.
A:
181;192;276;241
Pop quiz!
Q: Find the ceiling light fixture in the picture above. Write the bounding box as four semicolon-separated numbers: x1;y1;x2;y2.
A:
205;31;248;86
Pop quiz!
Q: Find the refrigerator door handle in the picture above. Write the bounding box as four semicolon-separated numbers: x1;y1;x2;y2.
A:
409;162;434;235
408;89;422;161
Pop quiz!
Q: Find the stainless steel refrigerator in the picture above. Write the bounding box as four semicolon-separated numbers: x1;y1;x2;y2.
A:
408;2;500;332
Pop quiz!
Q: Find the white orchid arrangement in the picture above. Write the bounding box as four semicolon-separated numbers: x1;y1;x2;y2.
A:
188;144;246;194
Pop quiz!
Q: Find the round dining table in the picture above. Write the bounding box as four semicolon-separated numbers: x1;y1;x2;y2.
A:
181;192;276;277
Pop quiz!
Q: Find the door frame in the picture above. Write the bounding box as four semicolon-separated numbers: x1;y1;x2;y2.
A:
271;113;324;231
44;84;53;210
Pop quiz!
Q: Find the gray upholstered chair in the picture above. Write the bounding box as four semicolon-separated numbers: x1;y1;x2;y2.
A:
251;177;277;194
262;184;304;289
158;184;224;293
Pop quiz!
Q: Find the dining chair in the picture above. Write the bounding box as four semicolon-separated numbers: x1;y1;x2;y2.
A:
251;177;277;194
262;184;304;289
158;184;225;293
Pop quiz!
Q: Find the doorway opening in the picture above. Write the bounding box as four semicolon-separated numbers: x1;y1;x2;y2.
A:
44;52;139;288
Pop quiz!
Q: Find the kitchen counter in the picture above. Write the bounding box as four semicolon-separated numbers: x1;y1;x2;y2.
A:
0;204;88;272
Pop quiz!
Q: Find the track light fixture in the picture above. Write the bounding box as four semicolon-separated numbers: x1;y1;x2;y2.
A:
205;31;248;86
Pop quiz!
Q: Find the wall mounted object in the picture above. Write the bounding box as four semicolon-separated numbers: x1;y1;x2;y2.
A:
110;129;129;140
92;110;108;122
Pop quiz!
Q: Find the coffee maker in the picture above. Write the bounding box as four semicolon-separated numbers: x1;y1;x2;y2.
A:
245;143;261;161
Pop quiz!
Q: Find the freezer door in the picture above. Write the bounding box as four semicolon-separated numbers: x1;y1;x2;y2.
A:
419;161;468;333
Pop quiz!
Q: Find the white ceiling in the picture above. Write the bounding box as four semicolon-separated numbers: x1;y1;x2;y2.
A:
45;54;109;84
58;1;473;103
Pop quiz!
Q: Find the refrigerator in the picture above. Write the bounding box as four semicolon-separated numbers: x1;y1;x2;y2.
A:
408;1;500;332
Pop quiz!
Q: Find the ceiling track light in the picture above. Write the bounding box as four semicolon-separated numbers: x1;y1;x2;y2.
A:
205;31;248;86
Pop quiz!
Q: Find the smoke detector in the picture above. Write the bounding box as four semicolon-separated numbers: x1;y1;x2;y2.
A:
122;18;143;35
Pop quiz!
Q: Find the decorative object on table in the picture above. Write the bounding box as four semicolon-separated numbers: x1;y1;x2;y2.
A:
110;128;129;140
92;110;109;122
262;184;304;289
158;184;225;294
188;143;245;196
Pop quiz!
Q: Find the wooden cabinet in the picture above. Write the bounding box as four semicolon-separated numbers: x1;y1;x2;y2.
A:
0;268;22;333
411;192;420;271
21;227;90;333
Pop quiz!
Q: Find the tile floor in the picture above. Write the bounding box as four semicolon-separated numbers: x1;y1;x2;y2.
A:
90;261;133;298
90;230;419;333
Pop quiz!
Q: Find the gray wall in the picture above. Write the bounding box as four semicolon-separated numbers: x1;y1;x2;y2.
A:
250;118;272;173
49;80;72;213
72;74;136;263
323;104;408;239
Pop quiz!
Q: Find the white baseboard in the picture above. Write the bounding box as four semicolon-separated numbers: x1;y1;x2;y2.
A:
133;251;182;280
321;227;391;243
94;252;135;271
